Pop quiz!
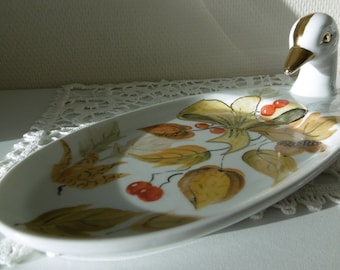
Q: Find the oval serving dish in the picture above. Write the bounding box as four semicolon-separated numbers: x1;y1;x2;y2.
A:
0;86;340;259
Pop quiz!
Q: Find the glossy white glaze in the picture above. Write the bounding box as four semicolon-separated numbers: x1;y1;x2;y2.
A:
285;13;338;97
1;87;340;258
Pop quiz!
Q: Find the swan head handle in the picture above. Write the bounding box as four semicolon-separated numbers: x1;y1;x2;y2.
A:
284;13;338;97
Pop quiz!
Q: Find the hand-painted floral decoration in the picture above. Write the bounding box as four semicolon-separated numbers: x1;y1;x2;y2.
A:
20;95;339;238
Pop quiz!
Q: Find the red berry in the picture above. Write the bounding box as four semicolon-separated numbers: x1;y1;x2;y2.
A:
273;99;289;108
137;186;164;202
260;104;276;116
126;181;152;195
209;127;225;134
195;123;210;129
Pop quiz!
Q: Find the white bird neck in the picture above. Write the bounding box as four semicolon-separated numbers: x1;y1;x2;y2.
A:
290;51;337;98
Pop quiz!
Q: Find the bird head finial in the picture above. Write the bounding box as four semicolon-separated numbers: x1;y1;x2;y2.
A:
284;13;338;97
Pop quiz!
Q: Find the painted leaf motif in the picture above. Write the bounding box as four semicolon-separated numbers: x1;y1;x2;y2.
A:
52;140;128;191
252;112;338;142
208;128;250;153
178;97;261;128
288;112;338;140
129;145;211;169
79;122;121;155
178;165;245;209
229;96;262;130
130;213;200;232
231;96;261;114
24;205;143;238
178;97;263;152
138;123;194;139
270;108;307;125
242;149;297;184
177;99;233;125
249;125;303;142
113;135;174;156
275;140;326;156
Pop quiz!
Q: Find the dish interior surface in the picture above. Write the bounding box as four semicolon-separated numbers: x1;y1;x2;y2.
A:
1;87;340;257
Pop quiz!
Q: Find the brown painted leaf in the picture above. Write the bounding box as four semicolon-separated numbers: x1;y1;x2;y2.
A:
130;213;200;232
178;165;245;209
242;149;297;184
249;125;302;142
275;140;326;156
52;140;128;191
129;145;211;169
24;205;143;238
138;123;194;139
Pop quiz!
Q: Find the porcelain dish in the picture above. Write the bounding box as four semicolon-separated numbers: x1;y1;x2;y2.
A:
0;86;340;259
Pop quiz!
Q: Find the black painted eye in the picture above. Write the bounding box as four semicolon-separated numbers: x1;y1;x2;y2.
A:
322;32;332;43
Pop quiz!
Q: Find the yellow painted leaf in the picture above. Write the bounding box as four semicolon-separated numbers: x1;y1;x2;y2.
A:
138;123;194;139
252;112;339;142
178;165;245;209
178;98;263;152
24;205;143;238
177;99;233;125
231;96;261;114
242;149;297;184
288;112;338;140
130;213;200;232
178;97;261;128
129;145;211;169
208;128;250;153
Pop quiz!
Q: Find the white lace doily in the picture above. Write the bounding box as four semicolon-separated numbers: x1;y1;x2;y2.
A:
1;74;340;266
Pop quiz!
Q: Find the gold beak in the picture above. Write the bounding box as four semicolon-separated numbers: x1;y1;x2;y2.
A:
284;46;315;75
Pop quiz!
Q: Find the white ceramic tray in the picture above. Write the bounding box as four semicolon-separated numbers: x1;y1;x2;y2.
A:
0;86;339;259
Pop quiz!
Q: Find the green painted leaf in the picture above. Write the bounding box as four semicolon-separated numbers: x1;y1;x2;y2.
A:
270;108;306;125
79;121;122;155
